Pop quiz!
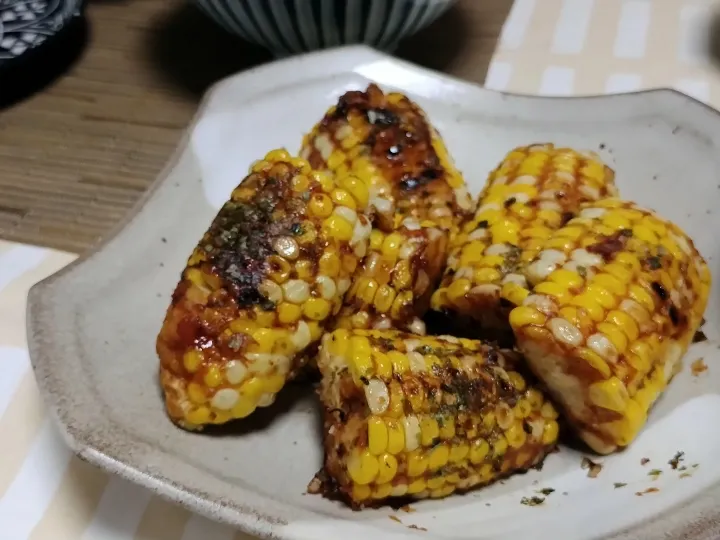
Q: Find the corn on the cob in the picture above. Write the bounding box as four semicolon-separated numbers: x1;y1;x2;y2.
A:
332;223;447;334
313;329;559;507
300;83;475;232
156;149;373;430
431;144;618;338
509;199;710;454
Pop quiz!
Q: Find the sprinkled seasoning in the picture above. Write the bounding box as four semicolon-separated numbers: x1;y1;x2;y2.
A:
635;487;659;496
614;483;627;489
693;329;708;343
582;457;603;478
389;515;402;523
691;358;708;376
521;496;545;506
408;524;428;532
648;469;662;479
537;488;555;496
669;451;685;470
641;458;650;466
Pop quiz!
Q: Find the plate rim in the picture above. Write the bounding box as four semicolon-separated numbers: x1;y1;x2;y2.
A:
26;45;720;540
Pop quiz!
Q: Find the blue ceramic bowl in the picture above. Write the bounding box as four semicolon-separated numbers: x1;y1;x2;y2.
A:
192;0;457;56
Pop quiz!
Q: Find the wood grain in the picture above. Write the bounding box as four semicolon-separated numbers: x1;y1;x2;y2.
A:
0;0;513;253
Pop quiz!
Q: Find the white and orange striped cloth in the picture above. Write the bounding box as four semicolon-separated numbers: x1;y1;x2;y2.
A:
3;1;720;537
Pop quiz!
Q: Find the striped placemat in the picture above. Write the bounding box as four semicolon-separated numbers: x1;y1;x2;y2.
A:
486;0;719;103
4;1;720;537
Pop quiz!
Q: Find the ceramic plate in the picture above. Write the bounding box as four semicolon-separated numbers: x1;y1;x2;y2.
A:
0;0;83;69
27;46;720;540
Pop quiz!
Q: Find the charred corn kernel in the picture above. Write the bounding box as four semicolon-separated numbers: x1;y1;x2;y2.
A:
368;416;389;455
316;328;559;506
183;350;203;373
387;420;405;454
513;199;710;454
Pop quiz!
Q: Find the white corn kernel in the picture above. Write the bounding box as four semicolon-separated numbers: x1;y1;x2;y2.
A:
365;378;390;415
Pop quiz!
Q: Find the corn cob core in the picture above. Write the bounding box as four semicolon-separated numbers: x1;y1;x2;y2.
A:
156;149;373;430
300;83;475;233
315;329;559;507
333;222;448;334
509;199;710;453
432;144;618;334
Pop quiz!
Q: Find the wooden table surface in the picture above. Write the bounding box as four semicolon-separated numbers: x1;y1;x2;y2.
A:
0;0;513;253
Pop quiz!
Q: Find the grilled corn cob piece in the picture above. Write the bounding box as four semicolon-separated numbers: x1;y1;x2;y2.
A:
432;144;618;337
300;83;475;232
156;149;373;430
313;329;559;507
509;199;710;454
333;223;447;334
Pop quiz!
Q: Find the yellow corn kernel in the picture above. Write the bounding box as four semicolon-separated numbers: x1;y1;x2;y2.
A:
183;350;203;373
589;377;629;412
541;401;559;420
291;172;310;191
373;285;396;313
303;297;331;321
526;388;544;409
319;252;341;277
420;417;440;446
629;284;656;314
369;230;385;251
616;252;641;274
597;322;628;355
605;310;639;341
254;309;276;328
385;351;408;374
368;416;389;455
427;477;445;490
628;341;652;373
252;328;275;353
549;268;584;290
323;214;354;241
387;420;405;454
376;453;398;484
381;232;404;261
373;351;393;380
327;150;345;171
393;261;413;289
331;188;357;210
543;420;559;445
571;294;605;322
309;193;333;218
474;267;502;284
352;483;372;501
505;422;527;449
501;283;530;306
278;302;302;324
592;273;627;298
576;347;612;378
506;371;526;392
407;478;427;494
439;417;456;440
347;450;379;485
204;365;223;388
350;336;373;379
493;437;508;457
295;259;314;281
449;443;469;463
447;279;471;303
187;383;207;404
609;398;647;446
337;175;367;209
469;438;490;464
240;376;264;400
428;444;450;470
602;212;631;231
514;398;533;419
357;277;379;304
407;450;428;477
509;306;546;328
186;406;211;425
390;291;413;319
342;253;358;274
262;374;286;394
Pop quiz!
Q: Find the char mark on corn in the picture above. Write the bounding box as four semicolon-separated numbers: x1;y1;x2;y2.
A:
508;198;710;453
300;83;475;232
156;149;373;430
313;329;559;507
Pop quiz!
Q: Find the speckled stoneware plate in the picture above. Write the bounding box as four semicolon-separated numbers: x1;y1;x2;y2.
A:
27;46;720;540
